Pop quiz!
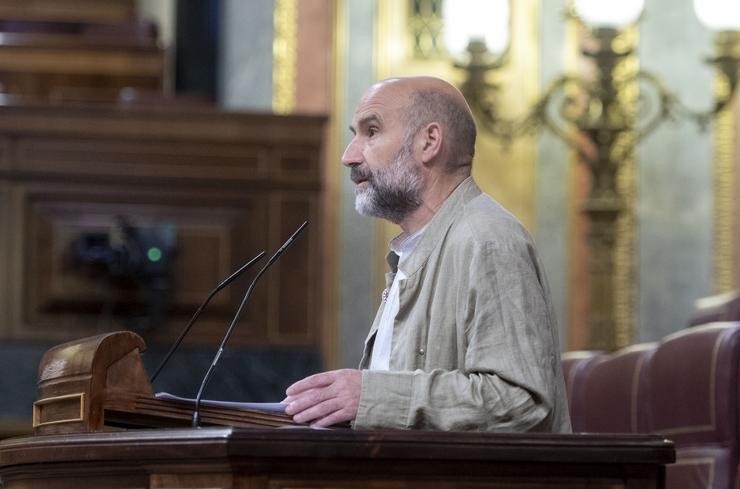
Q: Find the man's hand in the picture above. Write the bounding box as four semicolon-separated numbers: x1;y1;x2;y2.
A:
283;369;362;427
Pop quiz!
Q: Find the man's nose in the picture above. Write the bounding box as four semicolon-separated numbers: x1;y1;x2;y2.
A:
341;138;362;167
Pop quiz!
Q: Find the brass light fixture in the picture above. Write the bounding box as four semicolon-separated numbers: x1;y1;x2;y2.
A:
446;0;740;350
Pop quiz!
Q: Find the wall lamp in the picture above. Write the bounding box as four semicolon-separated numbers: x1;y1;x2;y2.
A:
446;0;740;349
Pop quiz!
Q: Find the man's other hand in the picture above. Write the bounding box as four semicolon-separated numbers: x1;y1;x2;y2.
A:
283;369;362;427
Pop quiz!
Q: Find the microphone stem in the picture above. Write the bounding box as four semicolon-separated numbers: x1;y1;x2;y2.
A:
150;251;266;383
191;263;269;427
191;221;308;428
151;290;214;384
192;348;222;428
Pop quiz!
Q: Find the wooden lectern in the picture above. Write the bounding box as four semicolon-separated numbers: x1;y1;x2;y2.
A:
0;333;675;488
32;331;295;434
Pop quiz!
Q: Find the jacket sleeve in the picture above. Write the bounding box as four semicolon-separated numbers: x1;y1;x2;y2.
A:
353;239;563;432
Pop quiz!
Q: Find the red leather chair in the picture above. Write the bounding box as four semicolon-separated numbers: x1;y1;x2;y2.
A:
563;322;740;489
572;343;654;433
645;323;740;489
560;350;601;432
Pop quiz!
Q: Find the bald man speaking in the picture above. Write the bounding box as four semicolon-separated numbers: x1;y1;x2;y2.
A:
284;76;571;433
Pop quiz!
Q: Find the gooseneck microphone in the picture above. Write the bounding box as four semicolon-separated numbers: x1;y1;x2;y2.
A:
149;250;267;383
191;221;309;428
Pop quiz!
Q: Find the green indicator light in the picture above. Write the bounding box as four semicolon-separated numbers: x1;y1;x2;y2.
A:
147;247;163;262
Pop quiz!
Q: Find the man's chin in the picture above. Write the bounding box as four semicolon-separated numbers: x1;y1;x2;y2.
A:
354;193;376;217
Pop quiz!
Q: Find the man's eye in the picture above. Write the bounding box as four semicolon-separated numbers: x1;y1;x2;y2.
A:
368;127;378;137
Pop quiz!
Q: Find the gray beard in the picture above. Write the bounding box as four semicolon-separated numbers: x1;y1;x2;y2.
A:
354;143;423;224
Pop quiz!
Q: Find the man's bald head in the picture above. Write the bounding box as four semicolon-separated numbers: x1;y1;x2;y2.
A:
366;77;477;174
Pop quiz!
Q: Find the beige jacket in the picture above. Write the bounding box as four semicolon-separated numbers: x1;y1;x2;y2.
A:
354;178;571;432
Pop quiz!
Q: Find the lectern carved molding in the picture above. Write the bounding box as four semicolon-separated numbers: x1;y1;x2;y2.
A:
32;331;295;435
0;426;675;489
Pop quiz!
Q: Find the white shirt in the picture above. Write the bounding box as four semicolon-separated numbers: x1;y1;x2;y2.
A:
369;226;426;371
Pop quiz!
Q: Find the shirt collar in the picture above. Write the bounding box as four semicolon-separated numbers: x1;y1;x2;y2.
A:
389;224;427;261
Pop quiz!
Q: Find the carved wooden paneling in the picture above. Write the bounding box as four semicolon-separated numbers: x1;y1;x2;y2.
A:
22;191;265;341
0;35;163;101
0;0;161;102
0;182;10;336
274;148;323;184
270;193;318;342
13;137;268;182
21;191;234;340
0;137;10;171
0;104;325;347
0;0;136;24
0;44;163;78
0;106;324;147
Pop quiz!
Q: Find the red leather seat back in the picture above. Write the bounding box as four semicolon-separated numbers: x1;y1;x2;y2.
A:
646;322;740;489
576;344;655;433
562;322;740;488
646;323;739;444
561;350;602;432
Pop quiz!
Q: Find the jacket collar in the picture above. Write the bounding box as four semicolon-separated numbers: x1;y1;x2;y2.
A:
395;176;480;278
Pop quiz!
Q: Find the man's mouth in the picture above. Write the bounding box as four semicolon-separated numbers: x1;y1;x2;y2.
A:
350;167;372;186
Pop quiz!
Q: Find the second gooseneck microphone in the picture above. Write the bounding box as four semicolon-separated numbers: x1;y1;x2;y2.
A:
150;250;267;383
191;221;309;428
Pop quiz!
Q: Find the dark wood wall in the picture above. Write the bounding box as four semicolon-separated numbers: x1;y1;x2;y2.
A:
0;0;163;103
0;104;326;348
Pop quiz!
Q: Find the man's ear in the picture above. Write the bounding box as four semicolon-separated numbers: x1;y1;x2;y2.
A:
417;122;443;164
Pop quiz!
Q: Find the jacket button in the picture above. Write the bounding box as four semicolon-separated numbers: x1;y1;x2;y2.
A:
418;348;425;356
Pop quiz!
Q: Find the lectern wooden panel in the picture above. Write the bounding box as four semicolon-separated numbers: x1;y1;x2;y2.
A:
0;428;675;489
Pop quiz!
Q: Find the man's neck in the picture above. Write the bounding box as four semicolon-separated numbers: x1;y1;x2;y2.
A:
399;173;467;234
